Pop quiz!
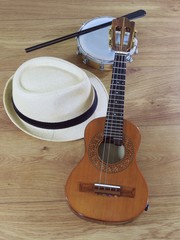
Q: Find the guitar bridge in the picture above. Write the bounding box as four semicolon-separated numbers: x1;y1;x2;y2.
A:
79;183;135;198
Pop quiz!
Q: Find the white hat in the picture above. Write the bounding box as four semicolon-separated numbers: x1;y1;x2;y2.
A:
3;57;108;142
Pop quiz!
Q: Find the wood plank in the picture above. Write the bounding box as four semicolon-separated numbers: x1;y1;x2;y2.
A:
0;196;179;240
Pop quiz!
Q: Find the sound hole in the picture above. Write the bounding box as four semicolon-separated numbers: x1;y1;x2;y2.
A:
88;132;134;173
98;143;125;164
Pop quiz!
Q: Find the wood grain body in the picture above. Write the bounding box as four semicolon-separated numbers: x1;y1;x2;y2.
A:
65;118;148;223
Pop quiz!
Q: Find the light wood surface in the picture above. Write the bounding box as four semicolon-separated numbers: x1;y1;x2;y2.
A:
0;0;179;239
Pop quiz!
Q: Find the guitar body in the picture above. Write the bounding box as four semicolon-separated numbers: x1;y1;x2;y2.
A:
65;117;148;223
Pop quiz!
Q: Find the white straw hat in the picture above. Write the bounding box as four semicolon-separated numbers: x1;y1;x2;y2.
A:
3;57;108;141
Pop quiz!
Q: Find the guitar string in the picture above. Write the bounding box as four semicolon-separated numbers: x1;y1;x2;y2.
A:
98;54;118;185
104;53;119;184
104;53;126;184
98;53;125;185
98;64;114;185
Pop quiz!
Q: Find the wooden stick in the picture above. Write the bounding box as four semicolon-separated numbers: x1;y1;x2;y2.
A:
25;9;146;53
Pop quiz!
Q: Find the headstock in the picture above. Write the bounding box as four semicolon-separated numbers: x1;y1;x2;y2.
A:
109;17;135;53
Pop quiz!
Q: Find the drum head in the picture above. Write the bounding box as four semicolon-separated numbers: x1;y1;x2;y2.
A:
77;17;115;64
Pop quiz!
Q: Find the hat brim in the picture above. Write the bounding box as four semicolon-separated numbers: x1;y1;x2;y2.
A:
3;69;108;142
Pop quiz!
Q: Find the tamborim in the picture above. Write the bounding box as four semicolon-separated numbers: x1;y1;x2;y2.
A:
77;16;138;71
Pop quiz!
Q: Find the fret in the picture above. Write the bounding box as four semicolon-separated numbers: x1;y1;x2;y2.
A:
112;71;126;75
107;105;124;109
107;112;124;117
110;87;125;92
110;87;125;91
105;122;124;127
108;104;124;108
105;132;124;137
110;89;125;94
110;84;125;90
112;66;126;71
108;100;124;104
113;61;126;67
106;120;124;125
104;132;123;137
111;80;125;83
109;90;125;95
104;128;123;133
112;75;126;80
109;95;124;101
107;110;124;114
105;124;124;128
113;65;125;68
105;125;123;130
112;79;125;83
107;108;124;113
106;115;124;120
107;110;124;115
104;127;123;135
104;124;124;129
106;112;124;117
112;69;126;76
105;117;124;123
107;109;124;114
111;84;125;89
107;105;124;110
114;65;126;70
112;78;125;82
109;94;124;98
113;65;126;69
104;129;123;135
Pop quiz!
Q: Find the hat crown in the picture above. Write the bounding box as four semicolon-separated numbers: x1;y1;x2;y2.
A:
20;65;81;93
13;57;93;122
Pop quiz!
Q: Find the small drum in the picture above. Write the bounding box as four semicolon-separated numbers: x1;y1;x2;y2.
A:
77;16;138;71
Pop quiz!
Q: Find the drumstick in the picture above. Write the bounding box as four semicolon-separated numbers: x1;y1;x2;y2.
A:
25;9;146;53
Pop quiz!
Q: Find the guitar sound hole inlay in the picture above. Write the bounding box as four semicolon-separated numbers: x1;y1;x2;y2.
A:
88;132;134;173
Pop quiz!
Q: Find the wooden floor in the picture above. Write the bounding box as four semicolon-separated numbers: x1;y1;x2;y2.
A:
0;0;179;239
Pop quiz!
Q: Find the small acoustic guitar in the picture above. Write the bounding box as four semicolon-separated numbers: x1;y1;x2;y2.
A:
65;17;148;223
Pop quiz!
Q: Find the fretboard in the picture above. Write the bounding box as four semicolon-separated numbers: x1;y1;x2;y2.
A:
104;52;127;145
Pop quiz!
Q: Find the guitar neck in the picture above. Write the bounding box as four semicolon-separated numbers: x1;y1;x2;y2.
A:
104;52;127;145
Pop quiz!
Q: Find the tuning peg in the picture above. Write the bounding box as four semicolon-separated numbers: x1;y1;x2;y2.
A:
126;55;133;62
109;39;112;48
129;57;133;62
109;27;113;48
135;47;138;54
109;27;112;35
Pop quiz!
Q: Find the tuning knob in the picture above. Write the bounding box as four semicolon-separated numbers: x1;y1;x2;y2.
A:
126;55;133;62
109;27;112;36
109;39;112;48
135;47;138;54
109;27;113;48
